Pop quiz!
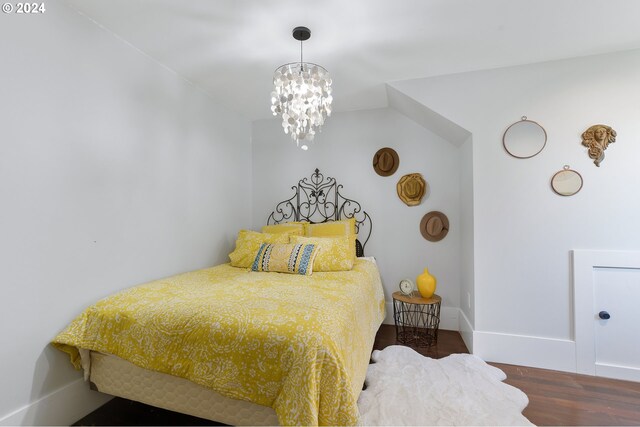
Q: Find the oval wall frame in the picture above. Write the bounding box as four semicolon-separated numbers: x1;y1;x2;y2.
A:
551;165;583;196
503;116;547;159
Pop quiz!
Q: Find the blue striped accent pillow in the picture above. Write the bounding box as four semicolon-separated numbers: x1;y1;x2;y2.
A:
251;243;319;275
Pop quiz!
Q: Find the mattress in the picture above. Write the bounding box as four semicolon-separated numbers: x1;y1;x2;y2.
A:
89;351;279;425
53;257;385;425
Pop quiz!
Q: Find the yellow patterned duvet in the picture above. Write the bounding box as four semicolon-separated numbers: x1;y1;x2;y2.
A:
53;258;385;426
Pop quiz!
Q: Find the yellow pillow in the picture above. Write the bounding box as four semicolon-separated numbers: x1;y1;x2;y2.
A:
290;235;355;272
251;243;319;275
261;222;306;236
229;230;290;268
306;218;356;237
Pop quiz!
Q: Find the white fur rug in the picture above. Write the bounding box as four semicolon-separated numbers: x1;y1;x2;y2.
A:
358;346;534;426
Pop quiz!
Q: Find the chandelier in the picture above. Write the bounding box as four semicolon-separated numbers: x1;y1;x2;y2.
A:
270;26;332;150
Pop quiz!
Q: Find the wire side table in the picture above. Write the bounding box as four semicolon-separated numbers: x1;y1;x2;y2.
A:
392;292;441;348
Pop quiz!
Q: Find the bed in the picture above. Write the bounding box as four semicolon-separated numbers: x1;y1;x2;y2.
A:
53;169;384;426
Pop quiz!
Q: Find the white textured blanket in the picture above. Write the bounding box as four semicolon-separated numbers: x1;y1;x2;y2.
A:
358;345;534;426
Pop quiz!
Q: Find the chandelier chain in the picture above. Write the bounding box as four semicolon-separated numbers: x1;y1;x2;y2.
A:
300;40;303;72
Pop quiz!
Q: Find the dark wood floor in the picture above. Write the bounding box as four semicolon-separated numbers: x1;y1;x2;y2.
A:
73;398;217;426
492;362;640;426
75;324;640;426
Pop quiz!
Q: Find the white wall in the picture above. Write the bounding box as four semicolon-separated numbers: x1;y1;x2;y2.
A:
458;136;475;350
0;3;251;424
390;48;640;371
252;108;462;329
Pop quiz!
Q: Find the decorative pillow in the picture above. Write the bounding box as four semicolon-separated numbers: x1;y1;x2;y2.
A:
251;243;319;275
261;222;306;236
306;218;356;237
290;235;355;272
228;230;291;268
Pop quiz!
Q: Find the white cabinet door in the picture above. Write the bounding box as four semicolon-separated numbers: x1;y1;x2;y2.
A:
594;267;640;382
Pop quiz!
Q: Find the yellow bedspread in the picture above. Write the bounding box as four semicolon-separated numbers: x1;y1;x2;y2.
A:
53;258;385;426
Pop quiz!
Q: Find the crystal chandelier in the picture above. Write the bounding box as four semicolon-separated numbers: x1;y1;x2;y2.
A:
270;26;332;150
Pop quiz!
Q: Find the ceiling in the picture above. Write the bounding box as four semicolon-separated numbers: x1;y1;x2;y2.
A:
65;0;640;121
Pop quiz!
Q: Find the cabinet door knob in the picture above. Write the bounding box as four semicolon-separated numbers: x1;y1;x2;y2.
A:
598;311;611;320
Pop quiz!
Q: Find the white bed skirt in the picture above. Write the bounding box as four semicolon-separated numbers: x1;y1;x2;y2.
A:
89;351;279;426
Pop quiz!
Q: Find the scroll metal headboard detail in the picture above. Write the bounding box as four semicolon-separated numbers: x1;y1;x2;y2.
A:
267;169;373;256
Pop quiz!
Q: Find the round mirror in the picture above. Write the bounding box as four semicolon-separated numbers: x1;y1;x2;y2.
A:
551;166;583;196
503;116;547;159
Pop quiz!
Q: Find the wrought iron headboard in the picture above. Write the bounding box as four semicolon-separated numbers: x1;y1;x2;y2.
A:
267;168;372;256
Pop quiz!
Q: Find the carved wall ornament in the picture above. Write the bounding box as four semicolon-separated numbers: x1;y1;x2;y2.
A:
397;173;427;206
581;124;616;167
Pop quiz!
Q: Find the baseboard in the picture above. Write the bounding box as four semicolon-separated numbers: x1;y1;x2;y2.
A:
473;330;577;372
383;301;459;331
596;362;640;383
0;378;112;426
381;302;577;373
458;309;474;352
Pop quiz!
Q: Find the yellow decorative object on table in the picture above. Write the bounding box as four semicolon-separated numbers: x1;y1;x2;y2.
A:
417;267;437;298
